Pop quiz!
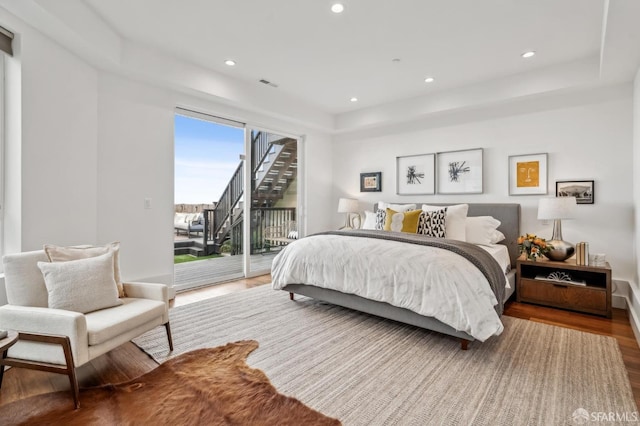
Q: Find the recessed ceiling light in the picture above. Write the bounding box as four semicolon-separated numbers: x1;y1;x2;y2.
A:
350;97;358;102
224;59;236;66
424;77;435;83
521;51;536;59
331;3;344;13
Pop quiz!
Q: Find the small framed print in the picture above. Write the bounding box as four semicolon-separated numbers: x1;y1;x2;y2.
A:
556;180;594;204
360;172;382;192
396;154;435;195
436;148;483;194
508;153;548;195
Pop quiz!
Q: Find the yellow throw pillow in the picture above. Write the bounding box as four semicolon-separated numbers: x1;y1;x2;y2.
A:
383;208;423;233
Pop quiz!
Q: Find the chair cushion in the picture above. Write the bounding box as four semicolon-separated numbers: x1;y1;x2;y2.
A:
44;242;125;297
85;298;166;346
38;253;123;314
3;250;50;307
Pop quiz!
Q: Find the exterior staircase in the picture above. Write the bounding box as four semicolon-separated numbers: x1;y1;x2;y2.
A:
197;131;297;255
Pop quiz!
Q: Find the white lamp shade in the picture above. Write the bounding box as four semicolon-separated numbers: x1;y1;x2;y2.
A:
537;197;576;220
338;198;359;213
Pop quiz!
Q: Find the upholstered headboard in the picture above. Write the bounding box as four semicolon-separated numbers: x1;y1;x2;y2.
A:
374;203;521;267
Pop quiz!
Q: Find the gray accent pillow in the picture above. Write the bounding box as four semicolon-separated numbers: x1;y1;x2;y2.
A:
38;252;123;314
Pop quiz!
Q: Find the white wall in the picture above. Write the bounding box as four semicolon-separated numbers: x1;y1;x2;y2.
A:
630;68;640;337
10;16;99;251
332;90;635;284
0;11;333;300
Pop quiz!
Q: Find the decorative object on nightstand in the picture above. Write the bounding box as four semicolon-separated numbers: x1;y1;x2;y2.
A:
537;196;577;261
576;242;589;266
337;198;359;229
517;234;552;261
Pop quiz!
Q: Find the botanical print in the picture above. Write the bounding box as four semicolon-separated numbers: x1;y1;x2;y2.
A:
517;161;539;187
406;165;425;184
436;148;483;194
448;161;470;182
396;154;435;195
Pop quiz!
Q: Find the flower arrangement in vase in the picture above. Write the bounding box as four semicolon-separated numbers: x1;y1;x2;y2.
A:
517;234;553;261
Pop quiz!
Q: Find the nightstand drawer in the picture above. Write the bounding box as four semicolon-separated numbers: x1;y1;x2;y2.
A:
519;278;607;315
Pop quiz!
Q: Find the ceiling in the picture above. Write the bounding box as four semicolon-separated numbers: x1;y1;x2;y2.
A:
83;0;605;114
1;0;639;132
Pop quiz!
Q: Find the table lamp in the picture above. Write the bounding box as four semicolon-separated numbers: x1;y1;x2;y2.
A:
537;197;577;261
338;198;359;229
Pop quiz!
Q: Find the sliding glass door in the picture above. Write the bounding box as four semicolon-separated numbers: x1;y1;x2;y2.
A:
174;108;301;290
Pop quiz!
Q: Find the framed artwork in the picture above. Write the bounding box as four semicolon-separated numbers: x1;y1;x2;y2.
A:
436;148;483;194
360;172;382;192
508;153;548;195
396;153;435;195
556;180;594;204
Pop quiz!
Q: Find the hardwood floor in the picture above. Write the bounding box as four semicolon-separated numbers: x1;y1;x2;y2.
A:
1;274;639;410
0;274;270;407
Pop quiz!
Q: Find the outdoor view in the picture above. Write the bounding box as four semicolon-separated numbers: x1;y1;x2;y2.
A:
174;113;298;291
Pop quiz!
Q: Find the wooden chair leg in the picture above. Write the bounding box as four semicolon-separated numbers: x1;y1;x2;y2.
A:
2;333;80;409
60;336;80;409
165;322;174;351
0;350;8;388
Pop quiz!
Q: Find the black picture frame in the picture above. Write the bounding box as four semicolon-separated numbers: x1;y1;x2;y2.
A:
360;172;382;192
556;180;594;204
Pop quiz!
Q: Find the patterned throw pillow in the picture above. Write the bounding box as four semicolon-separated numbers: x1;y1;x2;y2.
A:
417;209;447;238
375;209;386;230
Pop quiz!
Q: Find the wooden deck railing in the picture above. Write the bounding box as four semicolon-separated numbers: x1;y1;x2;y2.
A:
212;161;244;242
249;207;296;254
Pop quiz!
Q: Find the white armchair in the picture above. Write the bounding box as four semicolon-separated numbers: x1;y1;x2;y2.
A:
0;250;173;408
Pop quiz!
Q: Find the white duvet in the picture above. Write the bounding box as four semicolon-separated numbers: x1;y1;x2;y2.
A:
271;234;504;341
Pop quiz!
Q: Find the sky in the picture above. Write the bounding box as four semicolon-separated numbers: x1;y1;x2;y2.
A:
174;114;244;204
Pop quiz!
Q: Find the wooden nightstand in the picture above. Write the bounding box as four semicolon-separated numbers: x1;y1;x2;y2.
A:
516;259;612;318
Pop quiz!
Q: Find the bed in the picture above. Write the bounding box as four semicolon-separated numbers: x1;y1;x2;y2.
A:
272;203;520;349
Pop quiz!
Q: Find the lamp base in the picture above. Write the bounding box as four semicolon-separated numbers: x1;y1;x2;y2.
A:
545;240;575;261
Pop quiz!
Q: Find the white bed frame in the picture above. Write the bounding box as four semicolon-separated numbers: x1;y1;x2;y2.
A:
282;203;521;350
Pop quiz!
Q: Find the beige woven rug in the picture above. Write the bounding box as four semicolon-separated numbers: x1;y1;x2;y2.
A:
133;285;637;425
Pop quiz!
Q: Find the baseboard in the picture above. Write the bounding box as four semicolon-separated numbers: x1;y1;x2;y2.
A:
619;279;640;348
613;293;627;309
624;294;640;348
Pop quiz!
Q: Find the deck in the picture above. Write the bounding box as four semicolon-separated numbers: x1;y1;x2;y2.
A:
173;252;278;292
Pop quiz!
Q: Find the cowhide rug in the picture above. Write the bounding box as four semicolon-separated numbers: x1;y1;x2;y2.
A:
0;340;341;426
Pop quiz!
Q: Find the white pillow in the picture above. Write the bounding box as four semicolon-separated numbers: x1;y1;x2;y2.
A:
44;242;124;297
465;216;502;245
491;230;506;244
362;211;377;230
422;204;468;241
377;202;417;212
38;252;123;314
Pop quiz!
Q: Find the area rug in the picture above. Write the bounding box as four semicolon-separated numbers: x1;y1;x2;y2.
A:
0;340;340;426
133;285;638;425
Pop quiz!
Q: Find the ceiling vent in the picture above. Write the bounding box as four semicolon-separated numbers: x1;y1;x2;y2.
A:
259;79;279;88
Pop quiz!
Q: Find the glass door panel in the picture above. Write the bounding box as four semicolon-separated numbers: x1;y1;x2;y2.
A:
246;129;298;276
